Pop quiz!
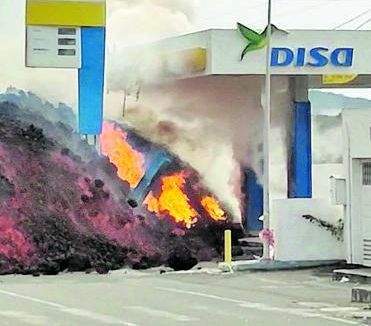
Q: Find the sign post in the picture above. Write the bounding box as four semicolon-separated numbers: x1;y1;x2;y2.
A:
25;0;106;137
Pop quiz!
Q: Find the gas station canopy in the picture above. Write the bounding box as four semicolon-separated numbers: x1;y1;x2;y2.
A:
151;28;371;88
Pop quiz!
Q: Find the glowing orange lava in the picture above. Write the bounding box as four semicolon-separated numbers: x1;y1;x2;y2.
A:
201;196;226;221
101;122;145;188
144;173;198;228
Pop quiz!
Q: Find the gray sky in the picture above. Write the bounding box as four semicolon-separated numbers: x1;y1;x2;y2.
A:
195;0;371;30
1;0;371;106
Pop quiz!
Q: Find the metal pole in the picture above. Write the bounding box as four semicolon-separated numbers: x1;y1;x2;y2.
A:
96;134;102;156
262;0;272;260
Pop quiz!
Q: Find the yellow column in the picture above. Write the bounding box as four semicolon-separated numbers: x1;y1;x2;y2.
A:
224;230;232;267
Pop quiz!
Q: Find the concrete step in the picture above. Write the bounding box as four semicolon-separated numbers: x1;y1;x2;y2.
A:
233;242;263;259
333;268;371;284
239;237;262;245
220;259;342;272
231;245;262;261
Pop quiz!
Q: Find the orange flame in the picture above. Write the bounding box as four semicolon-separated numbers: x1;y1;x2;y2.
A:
144;192;160;214
101;122;145;188
201;196;226;221
144;173;198;228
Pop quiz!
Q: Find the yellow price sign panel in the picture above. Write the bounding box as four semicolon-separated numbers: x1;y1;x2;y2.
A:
322;74;358;85
26;0;106;27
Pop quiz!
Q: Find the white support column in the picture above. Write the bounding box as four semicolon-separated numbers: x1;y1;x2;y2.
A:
294;76;309;102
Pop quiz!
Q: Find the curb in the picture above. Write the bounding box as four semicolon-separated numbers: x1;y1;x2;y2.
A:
219;259;343;272
333;269;371;284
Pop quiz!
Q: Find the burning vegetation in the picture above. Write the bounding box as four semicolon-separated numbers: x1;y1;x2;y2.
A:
0;93;230;275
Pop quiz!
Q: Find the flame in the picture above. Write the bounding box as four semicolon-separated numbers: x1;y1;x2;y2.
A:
201;196;226;221
144;173;198;228
144;192;160;214
101;122;145;188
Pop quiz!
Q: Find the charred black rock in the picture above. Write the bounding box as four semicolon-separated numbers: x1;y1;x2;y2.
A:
40;261;60;275
94;179;104;188
167;246;198;271
67;254;91;272
132;257;151;270
20;124;51;150
137;215;145;222
61;148;70;156
127;199;138;208
81;194;90;203
95;264;110;274
0;174;14;201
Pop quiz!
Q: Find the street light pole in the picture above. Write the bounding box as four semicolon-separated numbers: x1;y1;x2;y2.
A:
262;0;272;260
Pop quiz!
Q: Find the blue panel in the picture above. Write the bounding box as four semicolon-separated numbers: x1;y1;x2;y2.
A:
244;169;263;232
78;27;105;135
289;101;312;198
131;151;173;204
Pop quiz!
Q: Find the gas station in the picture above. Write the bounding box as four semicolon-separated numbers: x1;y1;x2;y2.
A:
135;26;371;265
23;0;371;266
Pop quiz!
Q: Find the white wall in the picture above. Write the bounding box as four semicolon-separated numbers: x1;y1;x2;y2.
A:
272;198;344;261
269;162;345;262
344;109;371;159
268;164;345;262
312;163;344;199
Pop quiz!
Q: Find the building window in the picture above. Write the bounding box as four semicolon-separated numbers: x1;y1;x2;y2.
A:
362;162;371;185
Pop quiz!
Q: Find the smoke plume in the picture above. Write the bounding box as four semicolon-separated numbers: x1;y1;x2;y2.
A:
105;1;292;222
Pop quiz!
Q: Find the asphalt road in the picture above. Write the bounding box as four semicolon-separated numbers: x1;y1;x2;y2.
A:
0;266;365;325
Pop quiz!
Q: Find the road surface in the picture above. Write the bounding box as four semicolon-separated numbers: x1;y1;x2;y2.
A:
0;266;365;325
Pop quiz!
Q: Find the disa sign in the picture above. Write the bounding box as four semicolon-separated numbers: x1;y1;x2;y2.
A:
271;47;354;67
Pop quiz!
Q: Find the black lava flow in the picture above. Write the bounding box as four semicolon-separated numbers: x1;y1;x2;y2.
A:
0;101;228;275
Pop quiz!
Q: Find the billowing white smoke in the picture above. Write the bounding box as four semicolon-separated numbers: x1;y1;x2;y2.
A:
312;114;343;164
106;0;292;222
107;0;195;45
0;1;77;107
107;0;196;89
115;77;291;221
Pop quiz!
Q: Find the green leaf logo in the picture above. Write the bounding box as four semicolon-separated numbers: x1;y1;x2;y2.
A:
237;22;288;61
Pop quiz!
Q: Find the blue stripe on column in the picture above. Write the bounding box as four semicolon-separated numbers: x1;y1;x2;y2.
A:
78;27;105;135
244;169;263;232
289;101;312;198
